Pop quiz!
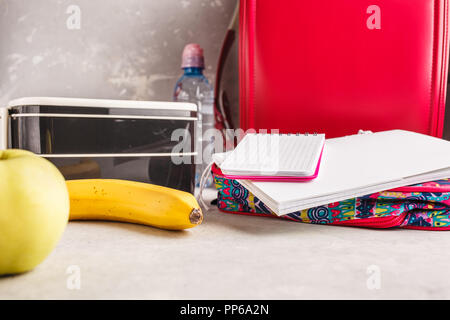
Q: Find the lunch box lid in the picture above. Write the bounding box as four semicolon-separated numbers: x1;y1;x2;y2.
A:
7;97;197;112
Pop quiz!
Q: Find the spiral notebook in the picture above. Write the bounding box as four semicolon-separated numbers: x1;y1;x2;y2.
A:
219;133;325;181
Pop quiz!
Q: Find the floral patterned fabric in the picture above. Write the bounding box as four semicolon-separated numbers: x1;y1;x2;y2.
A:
212;167;450;229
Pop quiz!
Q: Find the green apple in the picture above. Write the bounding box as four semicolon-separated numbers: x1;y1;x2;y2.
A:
0;149;69;275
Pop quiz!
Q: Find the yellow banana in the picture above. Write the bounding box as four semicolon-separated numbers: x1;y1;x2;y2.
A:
66;179;203;230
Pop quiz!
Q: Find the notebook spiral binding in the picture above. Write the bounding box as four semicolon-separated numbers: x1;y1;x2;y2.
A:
261;132;319;136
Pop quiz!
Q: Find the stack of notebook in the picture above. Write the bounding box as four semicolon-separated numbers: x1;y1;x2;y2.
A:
213;130;450;217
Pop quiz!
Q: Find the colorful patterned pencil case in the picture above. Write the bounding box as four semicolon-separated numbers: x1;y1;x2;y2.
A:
212;165;450;230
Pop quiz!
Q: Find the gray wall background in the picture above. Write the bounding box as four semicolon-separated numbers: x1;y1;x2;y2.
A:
0;0;238;105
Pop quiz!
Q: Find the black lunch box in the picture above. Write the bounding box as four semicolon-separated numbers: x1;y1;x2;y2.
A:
3;97;197;193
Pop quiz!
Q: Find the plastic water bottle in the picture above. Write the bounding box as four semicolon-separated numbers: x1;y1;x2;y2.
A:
174;44;214;187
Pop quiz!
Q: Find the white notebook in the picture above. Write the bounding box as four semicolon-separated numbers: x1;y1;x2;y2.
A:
231;130;450;216
220;133;325;177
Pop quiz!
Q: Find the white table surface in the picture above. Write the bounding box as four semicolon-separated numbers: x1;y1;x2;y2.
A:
1;188;450;300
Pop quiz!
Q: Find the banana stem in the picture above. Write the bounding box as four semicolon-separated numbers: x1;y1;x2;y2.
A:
189;208;203;225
